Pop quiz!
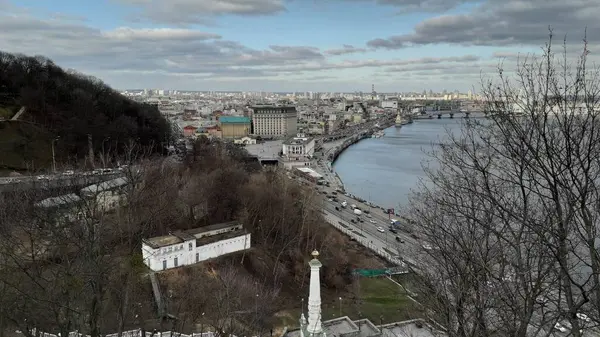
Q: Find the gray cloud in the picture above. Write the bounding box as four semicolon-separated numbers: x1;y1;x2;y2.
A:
0;8;489;84
341;0;476;13
325;44;368;55
0;4;518;91
118;0;286;25
0;12;330;79
367;0;600;49
270;55;481;73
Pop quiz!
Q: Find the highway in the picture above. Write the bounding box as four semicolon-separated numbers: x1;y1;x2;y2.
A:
309;180;423;267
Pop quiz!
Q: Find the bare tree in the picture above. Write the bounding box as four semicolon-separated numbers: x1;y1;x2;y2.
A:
405;31;600;337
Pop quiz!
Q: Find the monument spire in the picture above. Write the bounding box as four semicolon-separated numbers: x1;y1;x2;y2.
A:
306;250;324;334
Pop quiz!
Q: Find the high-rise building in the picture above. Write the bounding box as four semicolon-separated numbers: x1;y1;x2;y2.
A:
251;105;297;138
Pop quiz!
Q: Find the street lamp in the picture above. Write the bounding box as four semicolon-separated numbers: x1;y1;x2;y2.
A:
102;137;111;168
338;297;342;317
51;136;60;173
200;312;205;337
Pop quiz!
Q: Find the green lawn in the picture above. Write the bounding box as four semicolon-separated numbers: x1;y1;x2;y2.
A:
391;273;421;295
274;276;424;329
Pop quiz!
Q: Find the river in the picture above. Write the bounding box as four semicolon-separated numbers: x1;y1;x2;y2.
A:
332;117;468;211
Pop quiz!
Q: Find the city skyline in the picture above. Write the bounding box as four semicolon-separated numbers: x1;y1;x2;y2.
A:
0;0;597;92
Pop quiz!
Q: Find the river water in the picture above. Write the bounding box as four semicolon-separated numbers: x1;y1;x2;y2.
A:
332;117;469;211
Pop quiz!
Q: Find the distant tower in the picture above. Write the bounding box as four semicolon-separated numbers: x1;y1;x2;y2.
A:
371;84;377;101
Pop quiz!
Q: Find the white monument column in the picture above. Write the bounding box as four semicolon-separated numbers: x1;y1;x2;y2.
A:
307;250;324;334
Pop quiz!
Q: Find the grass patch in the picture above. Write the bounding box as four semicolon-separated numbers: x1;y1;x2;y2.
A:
274;276;424;329
391;273;420;294
0;121;53;171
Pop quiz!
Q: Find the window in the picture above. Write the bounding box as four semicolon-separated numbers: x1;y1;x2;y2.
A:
196;252;199;262
174;257;178;267
189;242;193;251
162;260;167;270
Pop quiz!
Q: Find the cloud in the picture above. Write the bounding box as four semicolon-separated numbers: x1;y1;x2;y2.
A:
0;7;487;83
342;0;476;13
270;55;481;73
0;12;329;80
118;0;286;25
0;3;535;91
325;44;367;56
367;0;600;49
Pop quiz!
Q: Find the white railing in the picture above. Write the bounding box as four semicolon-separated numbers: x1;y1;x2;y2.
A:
25;329;228;337
324;217;406;267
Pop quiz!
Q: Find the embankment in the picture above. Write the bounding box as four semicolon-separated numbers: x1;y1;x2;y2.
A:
329;116;395;164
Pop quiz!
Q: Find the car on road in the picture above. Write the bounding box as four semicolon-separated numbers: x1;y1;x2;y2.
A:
62;170;74;175
395;236;405;243
369;219;376;224
576;313;591;322
554;323;567;333
335;206;340;211
376;227;385;233
422;243;433;250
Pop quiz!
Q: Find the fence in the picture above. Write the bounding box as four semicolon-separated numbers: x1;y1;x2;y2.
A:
324;216;407;268
25;329;228;337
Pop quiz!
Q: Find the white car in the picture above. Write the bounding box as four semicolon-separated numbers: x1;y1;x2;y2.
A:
554;323;567;333
376;227;385;233
369;219;376;224
576;313;591;322
62;170;74;175
422;243;433;250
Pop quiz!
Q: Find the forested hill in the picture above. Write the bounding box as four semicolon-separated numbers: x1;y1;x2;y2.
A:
0;51;172;171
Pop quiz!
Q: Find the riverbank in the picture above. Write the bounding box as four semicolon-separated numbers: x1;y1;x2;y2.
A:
329;115;395;164
312;116;395;193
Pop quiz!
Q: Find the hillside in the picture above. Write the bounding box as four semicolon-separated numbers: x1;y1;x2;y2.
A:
0;52;172;172
0;139;411;336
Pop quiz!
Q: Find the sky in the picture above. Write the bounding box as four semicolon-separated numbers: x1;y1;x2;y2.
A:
0;0;598;92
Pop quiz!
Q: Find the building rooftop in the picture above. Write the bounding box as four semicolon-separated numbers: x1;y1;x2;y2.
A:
296;167;322;179
80;177;128;197
219;116;251;124
143;221;243;249
380;320;442;337
252;105;296;110
35;193;82;209
144;235;184;248
185;221;241;237
245;140;283;159
285;318;442;337
283;135;313;146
